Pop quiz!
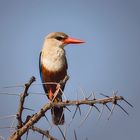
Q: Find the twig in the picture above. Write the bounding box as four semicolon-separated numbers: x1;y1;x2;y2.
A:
16;76;36;129
31;126;57;140
53;75;69;102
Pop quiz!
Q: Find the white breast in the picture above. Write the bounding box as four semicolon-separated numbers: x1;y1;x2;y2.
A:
42;47;66;72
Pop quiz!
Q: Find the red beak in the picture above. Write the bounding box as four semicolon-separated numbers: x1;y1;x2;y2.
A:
64;37;85;44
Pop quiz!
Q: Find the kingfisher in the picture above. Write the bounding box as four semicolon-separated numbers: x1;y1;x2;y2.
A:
39;32;85;125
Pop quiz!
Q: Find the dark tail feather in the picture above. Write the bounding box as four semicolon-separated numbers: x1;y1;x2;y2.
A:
51;107;65;125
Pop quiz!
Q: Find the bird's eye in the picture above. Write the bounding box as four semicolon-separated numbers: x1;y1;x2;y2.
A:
55;36;63;41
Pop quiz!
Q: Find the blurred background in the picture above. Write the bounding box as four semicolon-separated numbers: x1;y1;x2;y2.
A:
0;0;140;139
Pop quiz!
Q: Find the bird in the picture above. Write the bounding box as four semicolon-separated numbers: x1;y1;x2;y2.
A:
39;32;85;125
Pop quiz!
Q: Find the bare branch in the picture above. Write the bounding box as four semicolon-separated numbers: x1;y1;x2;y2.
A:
7;76;132;140
16;76;36;129
8;95;126;139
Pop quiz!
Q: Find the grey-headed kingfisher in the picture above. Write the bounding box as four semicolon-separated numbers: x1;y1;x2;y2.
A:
39;32;85;125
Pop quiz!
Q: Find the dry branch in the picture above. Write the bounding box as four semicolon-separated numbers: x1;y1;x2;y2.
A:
17;76;36;129
7;76;132;140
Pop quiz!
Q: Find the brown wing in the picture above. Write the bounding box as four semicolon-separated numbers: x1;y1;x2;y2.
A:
42;65;67;92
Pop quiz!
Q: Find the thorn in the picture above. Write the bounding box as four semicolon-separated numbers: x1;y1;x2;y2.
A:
117;104;129;116
93;105;100;113
76;91;78;100
2;85;24;89
57;126;66;140
64;124;67;139
79;106;93;127
72;106;78;119
68;106;79;126
28;92;45;95
0;92;19;96
10;116;16;133
42;134;44;140
122;98;133;108
97;105;104;121
44;115;52;127
74;130;77;140
100;93;109;97
92;92;96;100
0;115;16;120
113;90;118;96
108;104;115;120
65;106;71;112
78;106;82;116
79;87;86;99
0;126;15;129
24;107;34;111
87;93;92;99
25;130;29;140
105;104;111;112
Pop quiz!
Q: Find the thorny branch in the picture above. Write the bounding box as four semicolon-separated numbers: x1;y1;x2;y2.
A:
5;76;133;140
17;76;36;129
